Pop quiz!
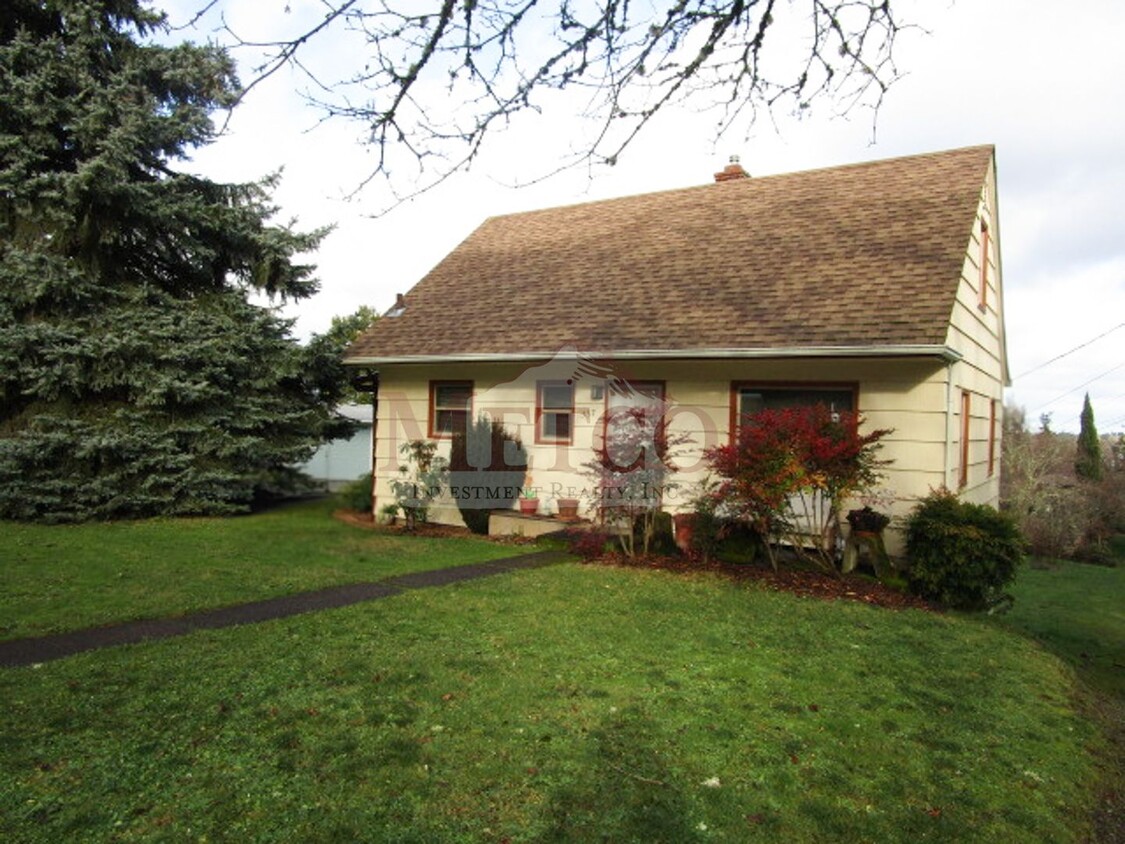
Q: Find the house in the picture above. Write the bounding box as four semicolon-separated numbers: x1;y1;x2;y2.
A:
297;404;372;491
344;146;1008;553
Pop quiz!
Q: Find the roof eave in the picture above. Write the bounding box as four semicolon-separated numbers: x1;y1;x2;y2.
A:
343;345;964;366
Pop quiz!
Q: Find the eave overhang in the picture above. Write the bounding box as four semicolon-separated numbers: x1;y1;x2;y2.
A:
343;345;964;367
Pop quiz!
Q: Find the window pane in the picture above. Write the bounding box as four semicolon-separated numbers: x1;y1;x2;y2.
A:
436;409;468;435
550;411;571;440
542;384;573;409
739;388;853;416
436;384;471;409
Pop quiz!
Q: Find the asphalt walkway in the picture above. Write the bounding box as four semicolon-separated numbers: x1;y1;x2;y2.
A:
0;548;570;668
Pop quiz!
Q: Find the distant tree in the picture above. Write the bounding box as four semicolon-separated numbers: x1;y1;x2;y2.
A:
307;305;380;406
0;0;347;521
194;0;908;200
1075;393;1103;481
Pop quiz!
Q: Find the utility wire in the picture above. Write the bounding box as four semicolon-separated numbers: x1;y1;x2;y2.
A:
1053;391;1125;428
1032;361;1125;413
1013;321;1125;381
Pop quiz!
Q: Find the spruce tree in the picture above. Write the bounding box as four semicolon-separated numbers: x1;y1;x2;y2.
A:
1075;393;1103;482
0;1;349;521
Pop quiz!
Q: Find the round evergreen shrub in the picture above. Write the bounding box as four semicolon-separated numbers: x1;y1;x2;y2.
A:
904;489;1024;610
449;415;527;535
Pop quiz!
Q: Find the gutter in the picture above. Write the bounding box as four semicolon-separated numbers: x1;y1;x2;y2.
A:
344;345;964;367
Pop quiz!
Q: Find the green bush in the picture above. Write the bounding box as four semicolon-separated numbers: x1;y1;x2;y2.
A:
337;475;373;513
904;489;1024;610
636;511;678;556
715;521;763;565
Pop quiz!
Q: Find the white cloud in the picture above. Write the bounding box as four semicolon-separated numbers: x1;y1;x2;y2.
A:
158;0;1125;432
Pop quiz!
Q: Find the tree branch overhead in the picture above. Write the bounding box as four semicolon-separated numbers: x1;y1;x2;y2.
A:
210;0;906;200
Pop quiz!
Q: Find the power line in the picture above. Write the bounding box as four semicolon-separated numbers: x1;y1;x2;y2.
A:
1051;391;1125;427
1031;361;1125;413
1012;321;1125;381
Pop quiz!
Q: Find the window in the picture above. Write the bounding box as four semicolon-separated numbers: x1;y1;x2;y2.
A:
959;390;971;488
979;221;990;311
733;383;856;435
607;381;666;431
429;381;472;438
603;381;666;469
988;399;998;477
537;381;574;444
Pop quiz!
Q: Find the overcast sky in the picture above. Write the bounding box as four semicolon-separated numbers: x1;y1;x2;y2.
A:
161;0;1125;435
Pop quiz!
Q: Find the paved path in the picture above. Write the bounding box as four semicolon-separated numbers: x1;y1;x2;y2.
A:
0;549;570;668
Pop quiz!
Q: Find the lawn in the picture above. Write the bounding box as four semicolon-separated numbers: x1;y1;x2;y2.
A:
0;507;1116;842
0;498;523;641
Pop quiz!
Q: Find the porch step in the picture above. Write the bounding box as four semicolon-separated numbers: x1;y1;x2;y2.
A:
488;511;589;538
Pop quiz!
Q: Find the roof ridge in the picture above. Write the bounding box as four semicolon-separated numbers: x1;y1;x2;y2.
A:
480;144;994;223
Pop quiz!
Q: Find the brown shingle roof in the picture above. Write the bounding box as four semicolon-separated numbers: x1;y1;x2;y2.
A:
346;145;993;362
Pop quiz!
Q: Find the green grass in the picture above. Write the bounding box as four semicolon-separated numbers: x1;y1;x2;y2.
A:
990;558;1125;841
0;498;523;641
0;558;1101;842
0;507;1114;841
995;559;1124;699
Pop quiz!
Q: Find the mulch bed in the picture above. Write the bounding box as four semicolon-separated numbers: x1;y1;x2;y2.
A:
586;552;937;611
333;511;932;610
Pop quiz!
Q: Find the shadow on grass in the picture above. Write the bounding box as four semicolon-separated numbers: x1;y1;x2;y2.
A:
540;707;705;843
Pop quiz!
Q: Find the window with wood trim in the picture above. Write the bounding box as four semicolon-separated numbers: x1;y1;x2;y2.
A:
429;381;472;439
603;380;666;471
537;381;574;444
979;221;990;311
988;399;998;477
959;390;972;488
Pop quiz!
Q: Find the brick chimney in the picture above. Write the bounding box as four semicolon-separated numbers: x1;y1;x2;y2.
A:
714;155;749;183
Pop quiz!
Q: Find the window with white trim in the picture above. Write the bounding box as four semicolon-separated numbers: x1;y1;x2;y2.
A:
537;381;574;444
430;381;472;438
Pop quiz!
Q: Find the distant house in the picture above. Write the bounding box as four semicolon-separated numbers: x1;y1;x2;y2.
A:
298;404;372;491
344;146;1008;552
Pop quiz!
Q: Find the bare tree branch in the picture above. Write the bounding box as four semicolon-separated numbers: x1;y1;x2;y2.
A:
177;1;910;208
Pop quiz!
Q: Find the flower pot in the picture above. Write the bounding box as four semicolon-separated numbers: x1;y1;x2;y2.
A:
518;498;540;515
846;507;890;533
556;498;580;520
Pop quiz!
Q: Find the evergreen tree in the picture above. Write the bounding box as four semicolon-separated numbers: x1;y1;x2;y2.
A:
0;0;348;521
1075;393;1103;481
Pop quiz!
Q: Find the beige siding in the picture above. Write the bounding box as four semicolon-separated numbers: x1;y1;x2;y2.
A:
943;158;1007;507
370;355;965;554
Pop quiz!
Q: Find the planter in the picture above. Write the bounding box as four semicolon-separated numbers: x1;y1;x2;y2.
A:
556;498;580;520
518;498;540;515
842;528;893;580
846;507;891;533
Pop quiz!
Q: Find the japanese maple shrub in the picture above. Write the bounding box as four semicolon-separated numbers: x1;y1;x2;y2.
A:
704;406;891;573
583;405;691;557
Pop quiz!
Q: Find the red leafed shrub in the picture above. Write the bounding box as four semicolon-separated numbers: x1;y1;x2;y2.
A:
704;406;892;573
562;528;616;560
